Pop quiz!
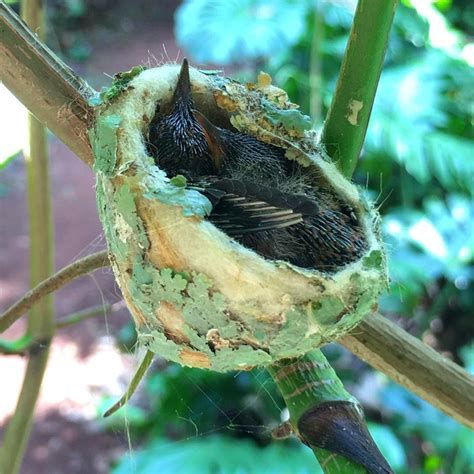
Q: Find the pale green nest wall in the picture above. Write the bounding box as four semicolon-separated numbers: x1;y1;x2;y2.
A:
91;65;387;372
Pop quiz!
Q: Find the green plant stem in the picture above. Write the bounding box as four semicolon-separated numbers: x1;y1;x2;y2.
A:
0;333;34;356
309;7;324;126
270;1;399;470
0;350;52;474
0;250;109;333
0;2;53;472
339;315;474;429
56;303;113;329
268;350;391;473
25;116;54;337
0;303;124;356
103;350;155;417
320;0;398;177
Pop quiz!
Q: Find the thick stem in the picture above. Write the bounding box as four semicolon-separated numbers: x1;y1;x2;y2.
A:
0;251;109;333
0;2;95;166
268;350;392;473
269;1;399;470
0;348;52;474
320;0;398;177
25;116;54;336
0;2;54;472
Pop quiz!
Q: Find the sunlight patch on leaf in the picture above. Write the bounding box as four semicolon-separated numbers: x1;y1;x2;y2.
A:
408;218;447;259
0;85;27;170
410;0;462;54
383;195;474;293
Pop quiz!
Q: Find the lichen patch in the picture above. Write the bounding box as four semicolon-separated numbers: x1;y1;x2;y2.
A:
346;99;364;126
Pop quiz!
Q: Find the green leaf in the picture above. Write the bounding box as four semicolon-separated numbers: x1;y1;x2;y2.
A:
367;52;474;194
383;196;474;284
113;436;319;474
382;383;474;468
64;0;86;18
368;117;474;194
175;0;309;65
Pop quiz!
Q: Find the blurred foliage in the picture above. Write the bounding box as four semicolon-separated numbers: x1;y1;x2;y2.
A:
102;364;280;444
113;436;319;474
379;344;474;472
105;1;474;473
176;0;308;64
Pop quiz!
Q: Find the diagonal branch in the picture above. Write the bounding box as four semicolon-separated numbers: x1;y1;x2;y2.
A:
339;316;474;429
0;302;126;355
0;1;57;471
0;2;95;166
0;251;110;333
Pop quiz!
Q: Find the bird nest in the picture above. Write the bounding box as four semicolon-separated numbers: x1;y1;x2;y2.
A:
90;63;387;372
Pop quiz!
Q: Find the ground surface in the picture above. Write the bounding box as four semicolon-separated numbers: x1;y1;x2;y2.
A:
0;5;185;473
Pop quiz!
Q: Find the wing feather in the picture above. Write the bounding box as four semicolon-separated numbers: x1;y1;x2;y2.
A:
191;179;319;237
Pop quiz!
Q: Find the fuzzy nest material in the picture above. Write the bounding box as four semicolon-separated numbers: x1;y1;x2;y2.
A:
90;64;387;372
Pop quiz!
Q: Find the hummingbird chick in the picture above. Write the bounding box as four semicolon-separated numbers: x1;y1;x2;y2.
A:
147;59;214;179
147;60;367;273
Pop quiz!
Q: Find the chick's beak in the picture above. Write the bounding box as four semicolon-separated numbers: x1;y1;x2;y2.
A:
172;58;192;104
170;58;224;172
